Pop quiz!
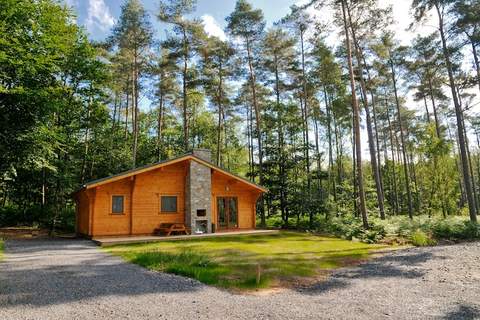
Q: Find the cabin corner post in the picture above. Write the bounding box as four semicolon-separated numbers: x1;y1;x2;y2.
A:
129;176;136;235
88;188;96;237
253;191;262;229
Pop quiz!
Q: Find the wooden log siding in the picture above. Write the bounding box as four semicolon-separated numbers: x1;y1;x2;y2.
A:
74;154;266;237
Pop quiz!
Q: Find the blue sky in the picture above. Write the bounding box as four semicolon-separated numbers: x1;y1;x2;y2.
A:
65;0;299;42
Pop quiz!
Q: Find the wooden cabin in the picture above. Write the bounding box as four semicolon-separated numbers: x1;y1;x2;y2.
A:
72;149;266;237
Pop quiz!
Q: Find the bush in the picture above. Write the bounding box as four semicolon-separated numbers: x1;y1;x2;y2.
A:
317;215;386;244
432;220;480;240
410;230;436;246
0;204;75;232
377;215;480;244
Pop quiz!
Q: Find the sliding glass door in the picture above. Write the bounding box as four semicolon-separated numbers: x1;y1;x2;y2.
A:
217;197;238;229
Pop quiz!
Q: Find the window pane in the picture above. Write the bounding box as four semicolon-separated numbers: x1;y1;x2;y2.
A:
161;196;177;212
112;196;124;214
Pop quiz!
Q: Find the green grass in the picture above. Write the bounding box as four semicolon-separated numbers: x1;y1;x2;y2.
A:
0;240;4;261
105;232;391;290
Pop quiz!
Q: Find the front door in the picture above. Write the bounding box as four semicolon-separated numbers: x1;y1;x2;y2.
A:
217;197;238;229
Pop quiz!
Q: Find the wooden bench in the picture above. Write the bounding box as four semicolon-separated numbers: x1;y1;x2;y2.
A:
155;223;190;236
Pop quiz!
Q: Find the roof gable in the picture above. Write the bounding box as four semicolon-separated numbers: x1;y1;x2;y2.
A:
74;153;267;194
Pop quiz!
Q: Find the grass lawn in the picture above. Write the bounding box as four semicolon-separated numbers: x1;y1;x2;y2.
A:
106;232;392;290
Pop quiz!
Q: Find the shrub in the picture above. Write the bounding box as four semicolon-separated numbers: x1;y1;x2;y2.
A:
377;215;480;244
317;215;386;244
0;204;75;232
410;230;435;246
432;219;480;240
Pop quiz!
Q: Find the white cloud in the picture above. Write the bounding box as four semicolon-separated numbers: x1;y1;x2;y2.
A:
201;14;227;41
86;0;115;33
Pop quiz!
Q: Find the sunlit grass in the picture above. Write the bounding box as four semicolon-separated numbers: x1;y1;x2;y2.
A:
105;232;390;290
0;240;4;261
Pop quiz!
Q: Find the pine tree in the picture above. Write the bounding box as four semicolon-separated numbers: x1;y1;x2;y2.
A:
226;0;267;226
110;0;153;168
158;0;202;151
412;0;477;222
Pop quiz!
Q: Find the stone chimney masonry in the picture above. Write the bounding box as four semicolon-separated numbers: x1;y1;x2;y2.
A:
185;149;212;233
192;148;212;162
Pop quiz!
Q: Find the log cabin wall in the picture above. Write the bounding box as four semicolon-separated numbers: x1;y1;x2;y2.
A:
89;162;187;237
131;161;186;234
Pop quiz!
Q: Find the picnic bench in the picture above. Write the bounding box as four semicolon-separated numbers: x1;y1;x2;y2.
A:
154;223;190;236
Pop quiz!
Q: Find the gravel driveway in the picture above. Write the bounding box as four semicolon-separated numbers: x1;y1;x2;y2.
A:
1;239;479;320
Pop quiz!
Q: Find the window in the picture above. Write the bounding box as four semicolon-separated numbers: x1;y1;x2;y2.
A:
112;195;124;214
161;196;177;213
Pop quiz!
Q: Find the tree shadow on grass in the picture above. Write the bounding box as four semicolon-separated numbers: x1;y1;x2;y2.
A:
0;239;204;307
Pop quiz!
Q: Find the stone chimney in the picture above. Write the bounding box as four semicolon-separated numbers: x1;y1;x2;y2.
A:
192;148;212;162
185;149;212;234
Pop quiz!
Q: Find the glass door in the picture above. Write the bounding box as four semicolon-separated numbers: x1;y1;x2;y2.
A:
217;197;238;229
217;197;227;228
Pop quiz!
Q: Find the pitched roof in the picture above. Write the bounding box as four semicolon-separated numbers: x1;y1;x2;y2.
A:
73;152;267;195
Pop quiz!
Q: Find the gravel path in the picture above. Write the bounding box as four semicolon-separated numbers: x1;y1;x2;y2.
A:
1;239;479;320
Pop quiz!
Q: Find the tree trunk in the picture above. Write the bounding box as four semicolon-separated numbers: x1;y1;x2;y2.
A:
124;74;130;140
182;27;189;151
471;39;480;94
325;87;337;210
132;51;139;169
300;29;313;226
81;94;92;183
428;78;441;138
386;102;400;215
462;110;479;212
448;124;467;207
423;94;431;123
216;63;224;166
274;54;288;227
348;13;385;219
245;36;265;227
435;4;477;222
157;87;164;162
389;56;414;219
341;0;368;228
352;123;358;218
112;92;118;130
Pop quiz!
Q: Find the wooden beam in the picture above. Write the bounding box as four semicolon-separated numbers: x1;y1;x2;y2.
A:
89;188;96;236
129;176;136;235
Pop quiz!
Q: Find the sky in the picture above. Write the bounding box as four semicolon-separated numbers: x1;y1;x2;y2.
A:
66;0;297;41
63;0;479;154
65;0;426;45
